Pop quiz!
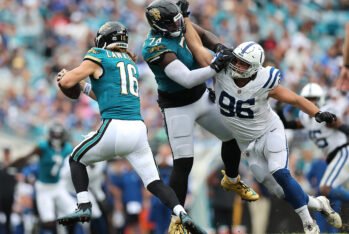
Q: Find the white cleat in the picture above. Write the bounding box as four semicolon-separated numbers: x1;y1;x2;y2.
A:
316;196;342;228
303;221;320;234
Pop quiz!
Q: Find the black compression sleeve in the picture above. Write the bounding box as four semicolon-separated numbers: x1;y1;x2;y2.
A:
338;124;349;135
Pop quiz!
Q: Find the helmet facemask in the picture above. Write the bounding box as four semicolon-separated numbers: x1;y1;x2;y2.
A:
229;53;260;79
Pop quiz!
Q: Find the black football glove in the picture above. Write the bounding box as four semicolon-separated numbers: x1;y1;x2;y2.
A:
315;111;337;124
176;0;190;17
213;43;230;53
210;48;234;73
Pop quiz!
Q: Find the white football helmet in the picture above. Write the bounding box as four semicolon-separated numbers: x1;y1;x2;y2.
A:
300;83;325;107
229;41;265;79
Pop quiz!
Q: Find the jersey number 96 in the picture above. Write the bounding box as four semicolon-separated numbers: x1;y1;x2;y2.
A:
219;91;255;119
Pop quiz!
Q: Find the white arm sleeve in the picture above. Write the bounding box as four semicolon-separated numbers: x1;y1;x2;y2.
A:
164;59;216;89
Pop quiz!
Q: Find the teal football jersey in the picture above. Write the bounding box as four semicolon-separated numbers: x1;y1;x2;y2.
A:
142;32;198;93
37;141;73;183
83;48;142;120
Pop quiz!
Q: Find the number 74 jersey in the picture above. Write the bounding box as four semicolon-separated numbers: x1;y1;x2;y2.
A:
215;66;282;147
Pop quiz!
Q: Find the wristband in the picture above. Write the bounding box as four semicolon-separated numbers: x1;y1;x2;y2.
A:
82;82;92;95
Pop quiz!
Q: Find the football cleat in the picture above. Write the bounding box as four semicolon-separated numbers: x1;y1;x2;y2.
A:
316;196;342;228
303;220;320;234
179;212;207;234
221;170;259;201
57;202;92;225
168;215;186;234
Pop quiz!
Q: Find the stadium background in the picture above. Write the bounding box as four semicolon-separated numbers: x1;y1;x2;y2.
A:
0;0;349;233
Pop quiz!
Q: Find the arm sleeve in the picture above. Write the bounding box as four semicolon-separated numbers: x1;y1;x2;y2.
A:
164;59;216;88
338;124;349;135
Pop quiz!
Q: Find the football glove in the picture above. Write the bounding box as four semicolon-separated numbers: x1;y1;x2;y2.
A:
210;48;234;73
214;43;229;53
176;0;190;17
315;111;337;124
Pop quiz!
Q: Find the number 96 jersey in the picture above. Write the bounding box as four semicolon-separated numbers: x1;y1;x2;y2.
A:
299;105;347;155
215;66;282;148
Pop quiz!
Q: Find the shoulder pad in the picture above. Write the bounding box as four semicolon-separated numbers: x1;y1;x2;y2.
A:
83;47;104;65
142;36;175;63
261;66;281;90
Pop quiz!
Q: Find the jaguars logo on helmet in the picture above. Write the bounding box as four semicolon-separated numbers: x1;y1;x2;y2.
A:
149;8;161;21
145;0;185;38
95;21;128;49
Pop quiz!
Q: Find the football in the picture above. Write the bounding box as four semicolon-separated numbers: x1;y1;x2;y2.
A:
59;83;81;99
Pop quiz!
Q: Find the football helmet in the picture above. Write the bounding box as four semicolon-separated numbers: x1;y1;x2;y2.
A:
300;83;325;107
48;122;67;147
95;21;128;49
229;41;265;79
145;0;185;38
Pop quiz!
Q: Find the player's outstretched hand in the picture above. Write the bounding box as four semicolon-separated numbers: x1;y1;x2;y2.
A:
210;48;234;73
315;111;337;124
176;0;190;17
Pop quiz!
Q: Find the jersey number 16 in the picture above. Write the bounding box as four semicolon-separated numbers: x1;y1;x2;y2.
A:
117;62;139;97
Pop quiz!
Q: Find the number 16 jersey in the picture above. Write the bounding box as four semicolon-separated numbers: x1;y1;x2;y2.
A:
83;47;142;120
215;66;282;148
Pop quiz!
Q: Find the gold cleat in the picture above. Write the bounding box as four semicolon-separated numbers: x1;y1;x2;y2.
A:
168;215;187;234
221;170;259;202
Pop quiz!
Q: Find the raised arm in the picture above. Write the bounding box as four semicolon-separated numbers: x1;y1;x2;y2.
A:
269;85;336;124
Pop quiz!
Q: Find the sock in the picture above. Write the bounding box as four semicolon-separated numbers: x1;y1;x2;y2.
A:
308;196;322;211
273;168;309;209
169;158;193;205
328;186;349;202
147;180;180;209
221;139;241;178
69;157;89;193
173;205;186;216
227;176;238;183
77;191;90;204
295;205;313;225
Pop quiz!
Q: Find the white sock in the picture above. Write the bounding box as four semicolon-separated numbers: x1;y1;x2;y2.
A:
308;196;322;211
227;176;238;183
295;205;313;225
173;205;186;216
77;191;90;204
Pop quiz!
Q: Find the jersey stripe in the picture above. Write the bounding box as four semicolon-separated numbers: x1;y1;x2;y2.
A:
262;67;275;88
269;70;280;88
324;148;344;186
329;146;348;186
72;119;111;161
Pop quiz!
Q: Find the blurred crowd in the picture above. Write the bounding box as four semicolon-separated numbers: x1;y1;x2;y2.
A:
1;0;349;233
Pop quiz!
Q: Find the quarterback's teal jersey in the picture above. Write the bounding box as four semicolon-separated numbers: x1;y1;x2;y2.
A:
83;48;142;120
142;32;198;93
37;141;73;183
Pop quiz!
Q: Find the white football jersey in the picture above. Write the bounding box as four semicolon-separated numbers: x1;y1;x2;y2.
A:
215;66;282;149
299;104;347;155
